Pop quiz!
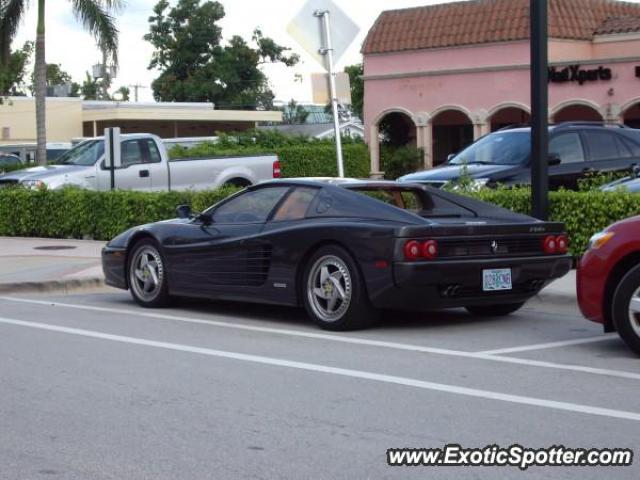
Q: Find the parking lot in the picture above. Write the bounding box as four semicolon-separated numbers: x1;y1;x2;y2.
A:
0;287;638;479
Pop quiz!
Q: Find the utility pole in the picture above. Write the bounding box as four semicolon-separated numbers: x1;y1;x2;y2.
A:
314;9;345;178
128;83;148;102
530;0;549;220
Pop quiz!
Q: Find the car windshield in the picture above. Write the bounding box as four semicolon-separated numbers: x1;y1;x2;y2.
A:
448;131;530;166
55;140;104;166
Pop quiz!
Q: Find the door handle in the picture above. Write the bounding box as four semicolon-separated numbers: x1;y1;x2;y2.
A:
139;169;150;178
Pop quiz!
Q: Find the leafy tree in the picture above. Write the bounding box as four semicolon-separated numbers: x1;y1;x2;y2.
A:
0;40;32;96
80;72;100;100
145;0;299;109
281;99;309;124
29;62;80;96
114;85;129;101
0;0;122;165
344;63;363;120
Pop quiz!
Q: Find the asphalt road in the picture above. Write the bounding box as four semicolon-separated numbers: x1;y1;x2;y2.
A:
0;288;638;480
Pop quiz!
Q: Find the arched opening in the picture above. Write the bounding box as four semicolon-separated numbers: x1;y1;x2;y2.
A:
490;107;531;131
377;111;417;147
553;104;603;123
623;102;640;128
431;109;473;166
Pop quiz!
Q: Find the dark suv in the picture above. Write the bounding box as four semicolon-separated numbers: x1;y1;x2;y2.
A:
398;122;640;190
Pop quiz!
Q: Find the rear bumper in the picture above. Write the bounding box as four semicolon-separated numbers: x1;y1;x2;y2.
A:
102;246;128;290
370;255;572;310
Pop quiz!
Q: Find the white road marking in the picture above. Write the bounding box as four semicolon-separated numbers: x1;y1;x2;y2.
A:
0;296;637;381
477;335;618;355
1;315;639;423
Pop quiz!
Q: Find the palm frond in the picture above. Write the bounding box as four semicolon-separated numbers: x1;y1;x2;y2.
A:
70;0;120;65
0;0;28;45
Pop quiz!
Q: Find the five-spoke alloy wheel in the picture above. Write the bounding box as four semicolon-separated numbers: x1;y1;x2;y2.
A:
128;240;170;308
302;245;378;330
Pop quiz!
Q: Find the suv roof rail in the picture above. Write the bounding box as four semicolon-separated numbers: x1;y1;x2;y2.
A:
554;121;629;130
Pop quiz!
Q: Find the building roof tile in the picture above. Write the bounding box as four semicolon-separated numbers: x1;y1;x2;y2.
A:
362;0;640;54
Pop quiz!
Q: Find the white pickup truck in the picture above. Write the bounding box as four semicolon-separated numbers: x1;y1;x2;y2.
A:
0;133;280;191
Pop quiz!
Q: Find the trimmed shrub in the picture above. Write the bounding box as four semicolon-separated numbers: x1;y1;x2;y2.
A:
0;186;238;240
471;188;640;256
381;145;423;180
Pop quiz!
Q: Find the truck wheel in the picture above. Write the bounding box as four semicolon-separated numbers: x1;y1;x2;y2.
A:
465;302;525;316
612;264;640;355
224;178;251;188
128;240;171;308
302;245;379;331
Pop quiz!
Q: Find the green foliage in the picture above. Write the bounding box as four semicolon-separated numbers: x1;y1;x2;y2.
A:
0;186;238;240
81;71;100;100
381;146;423;180
344;63;363;119
469;188;640;256
0;40;32;96
280;99;309;124
29;62;79;95
145;0;298;109
577;170;630;192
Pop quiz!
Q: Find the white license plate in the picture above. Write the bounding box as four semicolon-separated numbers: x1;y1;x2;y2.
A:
482;268;512;291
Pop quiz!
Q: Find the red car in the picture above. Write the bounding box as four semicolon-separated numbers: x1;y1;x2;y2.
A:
577;215;640;355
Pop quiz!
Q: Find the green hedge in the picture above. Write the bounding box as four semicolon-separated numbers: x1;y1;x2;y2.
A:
1;186;640;256
0;187;237;241
470;188;640;256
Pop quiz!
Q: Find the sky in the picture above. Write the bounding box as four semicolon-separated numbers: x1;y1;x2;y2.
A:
11;0;455;103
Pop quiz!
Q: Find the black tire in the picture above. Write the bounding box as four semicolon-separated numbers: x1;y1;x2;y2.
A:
224;178;251;188
128;239;171;308
611;264;640;355
465;302;525;317
302;245;379;331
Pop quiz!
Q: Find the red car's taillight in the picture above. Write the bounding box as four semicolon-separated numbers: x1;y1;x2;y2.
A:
404;239;438;260
556;234;569;254
542;235;557;254
272;159;281;178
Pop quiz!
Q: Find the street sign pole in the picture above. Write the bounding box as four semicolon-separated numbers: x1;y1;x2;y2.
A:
104;127;121;191
315;9;345;178
530;0;549;220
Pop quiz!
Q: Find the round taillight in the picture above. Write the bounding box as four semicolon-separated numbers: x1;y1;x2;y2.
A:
542;235;557;254
421;240;438;259
404;240;421;260
556;235;569;254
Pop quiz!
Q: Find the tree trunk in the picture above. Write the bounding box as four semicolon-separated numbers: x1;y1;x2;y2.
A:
35;0;47;166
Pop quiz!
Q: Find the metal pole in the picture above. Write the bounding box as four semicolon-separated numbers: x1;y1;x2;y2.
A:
530;0;549;220
109;130;115;191
315;9;345;178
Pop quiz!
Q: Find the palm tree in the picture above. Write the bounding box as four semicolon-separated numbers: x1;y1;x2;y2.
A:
0;0;122;165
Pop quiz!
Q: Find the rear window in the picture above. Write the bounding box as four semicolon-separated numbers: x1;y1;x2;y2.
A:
351;187;475;218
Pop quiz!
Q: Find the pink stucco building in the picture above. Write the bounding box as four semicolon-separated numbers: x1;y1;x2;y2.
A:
362;0;640;174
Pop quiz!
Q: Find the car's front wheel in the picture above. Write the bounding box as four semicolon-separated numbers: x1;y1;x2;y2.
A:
128;240;171;308
465;302;525;317
302;245;378;330
612;264;640;355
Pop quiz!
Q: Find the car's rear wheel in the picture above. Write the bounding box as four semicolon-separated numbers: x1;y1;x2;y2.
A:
302;245;378;330
612;264;640;355
465;302;525;317
128;240;171;308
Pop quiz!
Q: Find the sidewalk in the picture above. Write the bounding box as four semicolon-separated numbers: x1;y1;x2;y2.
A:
0;236;578;303
0;237;105;293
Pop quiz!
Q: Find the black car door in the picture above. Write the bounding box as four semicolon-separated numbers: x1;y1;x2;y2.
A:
581;130;636;178
548;131;587;189
168;186;290;297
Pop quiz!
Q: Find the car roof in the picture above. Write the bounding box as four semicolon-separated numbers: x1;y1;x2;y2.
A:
256;178;429;190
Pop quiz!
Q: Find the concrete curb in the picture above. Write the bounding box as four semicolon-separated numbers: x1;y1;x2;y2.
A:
0;277;105;294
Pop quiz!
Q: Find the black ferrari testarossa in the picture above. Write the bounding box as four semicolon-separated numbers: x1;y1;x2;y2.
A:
102;179;571;330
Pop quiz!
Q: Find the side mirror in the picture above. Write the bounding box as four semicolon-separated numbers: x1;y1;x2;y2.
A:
176;204;192;219
446;153;456;162
632;165;640;178
548;153;561;166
